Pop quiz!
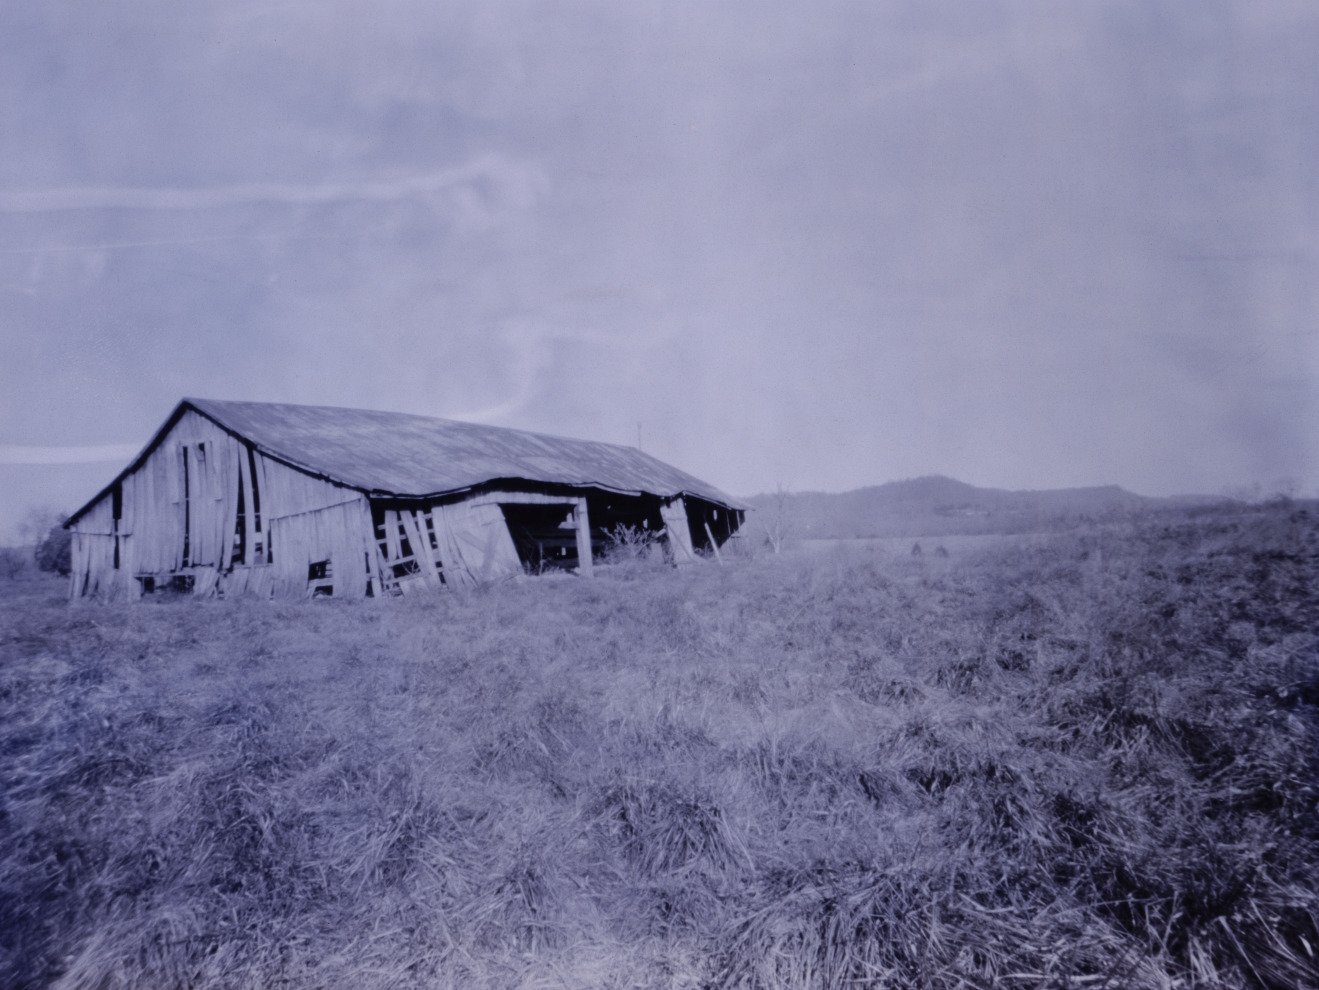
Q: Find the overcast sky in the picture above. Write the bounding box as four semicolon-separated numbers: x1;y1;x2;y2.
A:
2;0;1316;539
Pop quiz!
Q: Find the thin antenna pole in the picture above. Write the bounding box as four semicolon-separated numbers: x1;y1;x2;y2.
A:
637;421;642;450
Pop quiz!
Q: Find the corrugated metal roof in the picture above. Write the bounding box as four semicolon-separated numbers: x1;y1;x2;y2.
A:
183;398;742;506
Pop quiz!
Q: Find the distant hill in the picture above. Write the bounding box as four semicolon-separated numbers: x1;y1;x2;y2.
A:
744;475;1229;540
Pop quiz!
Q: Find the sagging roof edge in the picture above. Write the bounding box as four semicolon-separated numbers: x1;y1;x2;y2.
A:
369;481;749;512
66;399;747;528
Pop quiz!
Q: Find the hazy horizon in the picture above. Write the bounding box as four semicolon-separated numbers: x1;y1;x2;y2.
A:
3;1;1316;540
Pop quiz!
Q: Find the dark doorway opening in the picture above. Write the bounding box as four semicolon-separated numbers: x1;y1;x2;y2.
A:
500;503;579;573
584;493;666;561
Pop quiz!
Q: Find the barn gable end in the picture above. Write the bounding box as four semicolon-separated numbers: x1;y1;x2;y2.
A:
68;409;374;600
65;399;744;600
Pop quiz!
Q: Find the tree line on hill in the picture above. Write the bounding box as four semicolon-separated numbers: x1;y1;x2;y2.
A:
745;475;1232;541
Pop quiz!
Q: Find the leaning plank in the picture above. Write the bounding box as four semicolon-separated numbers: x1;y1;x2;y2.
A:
401;510;441;589
660;497;697;564
704;522;723;564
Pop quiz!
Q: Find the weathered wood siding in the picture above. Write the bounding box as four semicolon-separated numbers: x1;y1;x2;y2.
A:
70;410;370;599
269;497;375;599
68;497;124;598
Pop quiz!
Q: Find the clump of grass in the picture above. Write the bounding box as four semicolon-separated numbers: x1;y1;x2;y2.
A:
595;778;749;879
714;857;1155;990
1;502;1316;987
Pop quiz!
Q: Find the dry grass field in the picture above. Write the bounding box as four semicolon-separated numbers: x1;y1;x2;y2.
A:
2;504;1317;989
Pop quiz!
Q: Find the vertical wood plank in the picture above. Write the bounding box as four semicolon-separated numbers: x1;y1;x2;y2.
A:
238;446;256;567
575;497;593;577
253;449;272;563
383;509;403;564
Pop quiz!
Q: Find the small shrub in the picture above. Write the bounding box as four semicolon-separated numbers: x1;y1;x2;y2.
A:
0;546;27;580
35;521;72;576
599;523;669;577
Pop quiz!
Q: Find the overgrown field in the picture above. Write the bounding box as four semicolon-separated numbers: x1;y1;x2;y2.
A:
2;505;1317;989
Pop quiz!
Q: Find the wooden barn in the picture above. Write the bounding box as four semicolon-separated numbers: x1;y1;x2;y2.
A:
64;399;745;600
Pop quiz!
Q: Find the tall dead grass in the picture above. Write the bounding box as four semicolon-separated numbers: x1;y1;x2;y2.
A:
1;504;1316;988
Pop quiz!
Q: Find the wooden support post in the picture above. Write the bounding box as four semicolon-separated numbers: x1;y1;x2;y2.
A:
704;521;723;564
574;497;593;577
